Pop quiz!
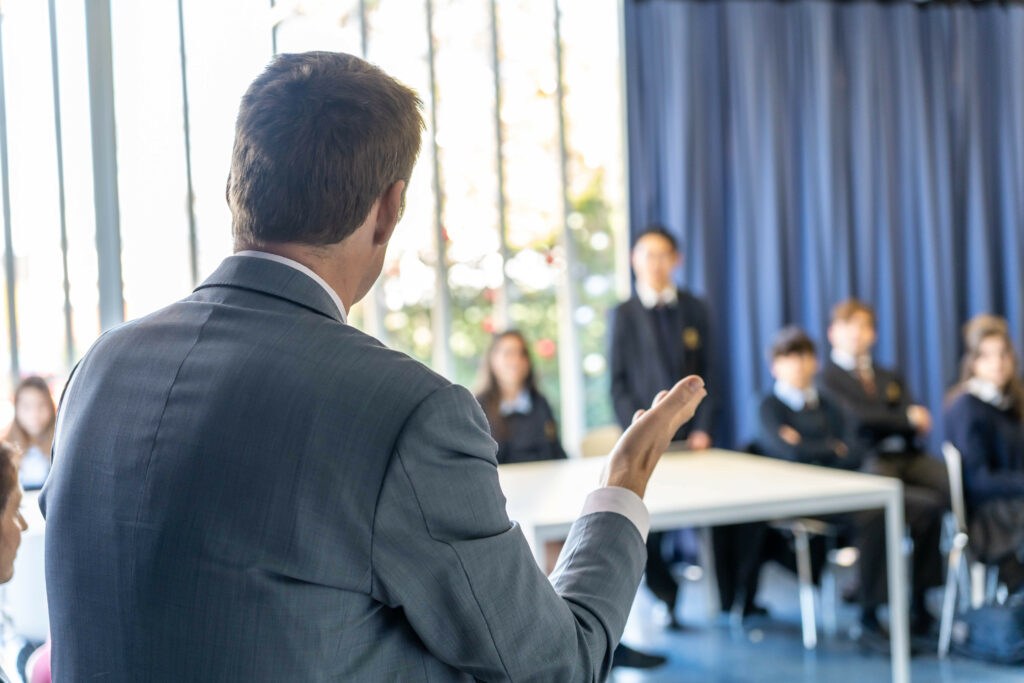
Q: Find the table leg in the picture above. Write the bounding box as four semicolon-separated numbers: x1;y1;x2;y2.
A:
699;527;720;621
885;487;910;683
525;524;545;567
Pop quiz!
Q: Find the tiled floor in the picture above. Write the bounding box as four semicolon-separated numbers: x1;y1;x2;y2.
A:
612;563;1023;682
5;563;1021;681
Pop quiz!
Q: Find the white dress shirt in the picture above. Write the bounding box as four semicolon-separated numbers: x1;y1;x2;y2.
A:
773;380;819;412
233;252;650;539
966;377;1011;410
635;281;678;309
234;251;348;323
830;348;870;373
499;389;533;417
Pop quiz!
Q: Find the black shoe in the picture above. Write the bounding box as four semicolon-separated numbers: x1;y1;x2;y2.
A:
742;602;770;619
909;610;939;653
911;609;937;638
857;614;929;657
612;644;668;669
666;612;686;631
856;620;891;656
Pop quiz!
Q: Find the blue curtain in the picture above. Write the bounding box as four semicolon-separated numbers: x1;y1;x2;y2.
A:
625;0;1024;451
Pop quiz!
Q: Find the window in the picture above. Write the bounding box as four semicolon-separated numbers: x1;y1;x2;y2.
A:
0;0;629;450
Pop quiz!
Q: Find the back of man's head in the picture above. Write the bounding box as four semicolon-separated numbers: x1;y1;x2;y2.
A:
228;52;424;248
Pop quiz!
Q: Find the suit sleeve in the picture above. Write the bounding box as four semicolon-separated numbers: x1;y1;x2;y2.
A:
609;306;638;430
371;383;647;682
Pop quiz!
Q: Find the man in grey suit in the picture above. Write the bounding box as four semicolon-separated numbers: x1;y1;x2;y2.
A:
41;52;706;681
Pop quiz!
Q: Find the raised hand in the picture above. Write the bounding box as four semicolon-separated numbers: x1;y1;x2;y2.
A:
601;376;707;498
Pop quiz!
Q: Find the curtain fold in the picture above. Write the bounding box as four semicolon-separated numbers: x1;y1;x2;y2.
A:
625;0;1024;450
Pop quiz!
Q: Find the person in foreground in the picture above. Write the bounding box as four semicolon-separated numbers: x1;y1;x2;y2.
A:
944;314;1024;592
40;51;707;682
0;443;30;683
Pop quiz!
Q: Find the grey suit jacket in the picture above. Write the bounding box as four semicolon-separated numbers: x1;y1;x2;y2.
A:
40;255;647;682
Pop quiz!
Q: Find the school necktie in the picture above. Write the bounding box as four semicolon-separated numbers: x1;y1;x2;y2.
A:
652;304;679;375
856;366;877;397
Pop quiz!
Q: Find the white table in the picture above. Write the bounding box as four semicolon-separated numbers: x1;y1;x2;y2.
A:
498;449;910;683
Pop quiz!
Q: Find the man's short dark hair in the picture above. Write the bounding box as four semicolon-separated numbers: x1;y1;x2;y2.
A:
228;52;424;247
770;326;817;360
633;224;679;252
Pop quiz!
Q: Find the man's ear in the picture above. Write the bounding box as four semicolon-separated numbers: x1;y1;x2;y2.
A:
373;180;406;246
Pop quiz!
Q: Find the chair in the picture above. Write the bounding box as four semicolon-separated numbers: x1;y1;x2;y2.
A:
746;440;856;649
768;517;857;649
938;442;1001;658
579;425;622;458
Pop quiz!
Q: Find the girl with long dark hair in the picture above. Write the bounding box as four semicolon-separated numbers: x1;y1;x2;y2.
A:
475;331;566;464
945;314;1024;590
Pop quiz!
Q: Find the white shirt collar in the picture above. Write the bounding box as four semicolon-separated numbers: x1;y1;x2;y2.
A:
635;281;678;309
830;348;871;373
499;389;533;417
773;380;819;412
965;377;1010;410
234;251;348;323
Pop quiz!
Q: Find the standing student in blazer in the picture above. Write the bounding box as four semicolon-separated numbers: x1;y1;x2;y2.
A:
40;51;708;681
817;299;948;640
610;226;717;632
475;331;567;465
611;227;715;448
944;314;1024;593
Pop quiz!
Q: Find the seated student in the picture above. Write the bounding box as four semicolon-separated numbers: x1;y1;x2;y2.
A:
475;331;566;465
759;326;860;470
756;327;859;608
945;314;1024;592
6;377;56;490
817;299;947;640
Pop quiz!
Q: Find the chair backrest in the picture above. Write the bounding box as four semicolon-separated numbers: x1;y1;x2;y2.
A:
942;441;968;534
580;425;623;458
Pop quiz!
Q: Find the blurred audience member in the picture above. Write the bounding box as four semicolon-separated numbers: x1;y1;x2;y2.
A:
610;225;717;633
760;326;860;469
755;327;861;618
945;314;1024;592
476;331;567;464
0;441;30;683
818;300;947;642
6;377;56;490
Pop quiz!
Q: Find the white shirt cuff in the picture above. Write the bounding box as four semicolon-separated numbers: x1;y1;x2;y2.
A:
580;486;650;541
